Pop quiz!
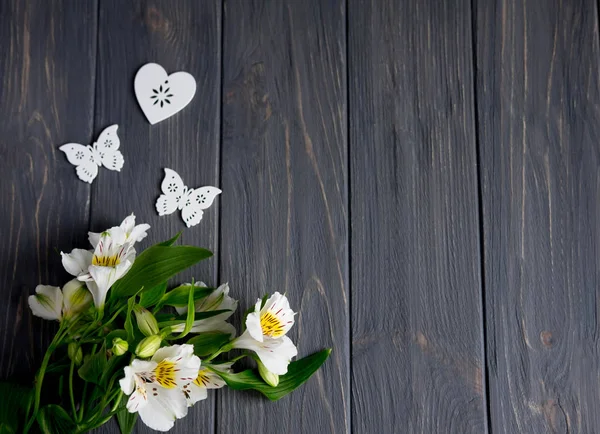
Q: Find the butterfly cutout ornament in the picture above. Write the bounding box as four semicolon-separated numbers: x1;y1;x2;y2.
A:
156;168;221;228
59;125;124;184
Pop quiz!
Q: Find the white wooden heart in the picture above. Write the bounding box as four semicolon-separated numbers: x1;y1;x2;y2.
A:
134;63;197;125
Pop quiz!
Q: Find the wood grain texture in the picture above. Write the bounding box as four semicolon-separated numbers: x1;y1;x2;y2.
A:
349;0;487;432
92;1;221;432
219;0;349;433
0;0;96;380
476;0;600;431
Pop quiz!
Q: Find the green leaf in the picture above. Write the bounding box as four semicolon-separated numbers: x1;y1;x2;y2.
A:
110;245;212;299
213;349;331;401
37;405;76;434
78;346;107;385
117;409;138;434
171;286;195;339
124;296;136;342
0;382;32;434
157;309;232;328
158;284;213;308
158;231;182;246
139;282;167;308
187;332;231;357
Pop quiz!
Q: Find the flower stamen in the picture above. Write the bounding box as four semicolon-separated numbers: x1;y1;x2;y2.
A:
260;311;285;338
154;360;177;389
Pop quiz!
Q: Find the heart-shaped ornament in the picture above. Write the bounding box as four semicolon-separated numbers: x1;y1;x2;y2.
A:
134;63;197;125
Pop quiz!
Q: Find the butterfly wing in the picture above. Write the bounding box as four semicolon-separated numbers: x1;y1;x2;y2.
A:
156;194;179;216
181;186;222;227
59;143;99;183
156;168;186;216
94;125;124;171
76;164;99;184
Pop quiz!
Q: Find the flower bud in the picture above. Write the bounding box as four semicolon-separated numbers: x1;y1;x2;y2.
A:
135;335;162;358
68;343;83;365
257;359;279;387
112;337;129;356
62;279;92;318
133;305;160;337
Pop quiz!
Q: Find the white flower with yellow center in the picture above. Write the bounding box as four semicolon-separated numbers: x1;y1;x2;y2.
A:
88;213;150;248
119;344;200;432
182;361;232;406
245;292;295;342
231;292;298;375
173;282;238;337
61;232;135;308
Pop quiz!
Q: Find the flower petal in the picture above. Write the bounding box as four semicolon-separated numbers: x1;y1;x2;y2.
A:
188;318;236;337
129;223;151;243
126;386;148;414
119;366;136;395
120;214;136;234
245;311;264;342
86;265;119;308
62;279;92;316
61;249;93;276
183;381;208;406
254;336;298;375
138;386;188;432
28;285;63;321
151;343;192;362
115;260;133;280
88;231;101;248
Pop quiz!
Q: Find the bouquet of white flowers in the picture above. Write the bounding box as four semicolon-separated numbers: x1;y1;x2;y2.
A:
2;214;330;433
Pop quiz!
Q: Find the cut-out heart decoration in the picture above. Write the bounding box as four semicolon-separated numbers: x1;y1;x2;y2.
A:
134;63;197;125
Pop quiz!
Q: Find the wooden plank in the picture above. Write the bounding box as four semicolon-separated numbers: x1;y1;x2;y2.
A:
0;0;97;379
92;1;221;432
349;0;487;432
219;0;349;432
476;0;600;431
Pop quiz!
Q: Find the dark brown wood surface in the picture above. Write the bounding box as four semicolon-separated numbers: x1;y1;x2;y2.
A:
1;0;599;433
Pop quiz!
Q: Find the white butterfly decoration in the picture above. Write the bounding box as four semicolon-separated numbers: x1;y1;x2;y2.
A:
156;168;221;228
59;124;124;184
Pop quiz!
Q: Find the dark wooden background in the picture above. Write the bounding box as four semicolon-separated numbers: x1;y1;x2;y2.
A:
0;0;598;432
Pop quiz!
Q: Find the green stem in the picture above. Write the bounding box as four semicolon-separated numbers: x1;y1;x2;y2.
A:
103;304;127;328
110;390;123;412
68;356;77;419
23;322;68;433
77;381;88;422
79;342;97;421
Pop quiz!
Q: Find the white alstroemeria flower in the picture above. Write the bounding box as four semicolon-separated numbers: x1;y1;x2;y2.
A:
28;285;63;321
88;213;150;248
245;292;295;342
182;361;232;406
62;232;135;308
119;344;200;432
61;279;93;318
232;331;297;375
173;283;238;337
